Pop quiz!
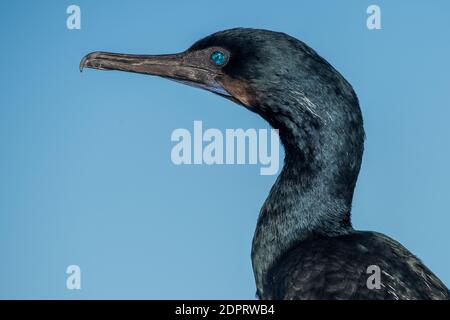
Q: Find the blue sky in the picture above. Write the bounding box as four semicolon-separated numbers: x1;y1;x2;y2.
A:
0;0;449;298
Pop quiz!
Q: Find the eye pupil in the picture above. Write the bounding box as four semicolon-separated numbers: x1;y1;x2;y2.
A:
211;51;226;65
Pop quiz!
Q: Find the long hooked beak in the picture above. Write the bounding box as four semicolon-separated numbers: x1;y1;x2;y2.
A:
80;51;229;96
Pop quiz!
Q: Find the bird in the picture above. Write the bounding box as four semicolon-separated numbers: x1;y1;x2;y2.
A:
80;28;449;300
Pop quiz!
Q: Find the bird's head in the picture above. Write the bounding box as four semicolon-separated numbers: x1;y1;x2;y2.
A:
81;28;363;160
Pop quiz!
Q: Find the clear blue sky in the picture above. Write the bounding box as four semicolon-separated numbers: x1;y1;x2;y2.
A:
0;1;449;299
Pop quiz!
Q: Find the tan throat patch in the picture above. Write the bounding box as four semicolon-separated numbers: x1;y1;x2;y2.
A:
218;76;257;108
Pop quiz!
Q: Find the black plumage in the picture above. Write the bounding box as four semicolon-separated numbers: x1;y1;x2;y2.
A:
267;232;448;299
80;28;449;299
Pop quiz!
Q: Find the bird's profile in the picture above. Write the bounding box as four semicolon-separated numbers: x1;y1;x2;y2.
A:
80;28;449;299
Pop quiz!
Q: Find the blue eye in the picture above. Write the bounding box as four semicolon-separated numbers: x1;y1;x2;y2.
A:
210;51;226;65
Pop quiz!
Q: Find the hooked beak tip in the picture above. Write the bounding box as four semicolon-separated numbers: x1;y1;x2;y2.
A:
79;61;85;72
79;51;104;72
79;54;90;72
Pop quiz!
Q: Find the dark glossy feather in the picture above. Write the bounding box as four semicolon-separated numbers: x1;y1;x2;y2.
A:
264;231;449;299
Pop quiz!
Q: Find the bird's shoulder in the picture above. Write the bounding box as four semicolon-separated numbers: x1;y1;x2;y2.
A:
264;231;449;300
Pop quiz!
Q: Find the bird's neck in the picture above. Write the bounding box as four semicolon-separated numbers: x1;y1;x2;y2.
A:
251;109;360;298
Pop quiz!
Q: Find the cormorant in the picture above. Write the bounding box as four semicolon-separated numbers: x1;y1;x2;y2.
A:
80;28;449;299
